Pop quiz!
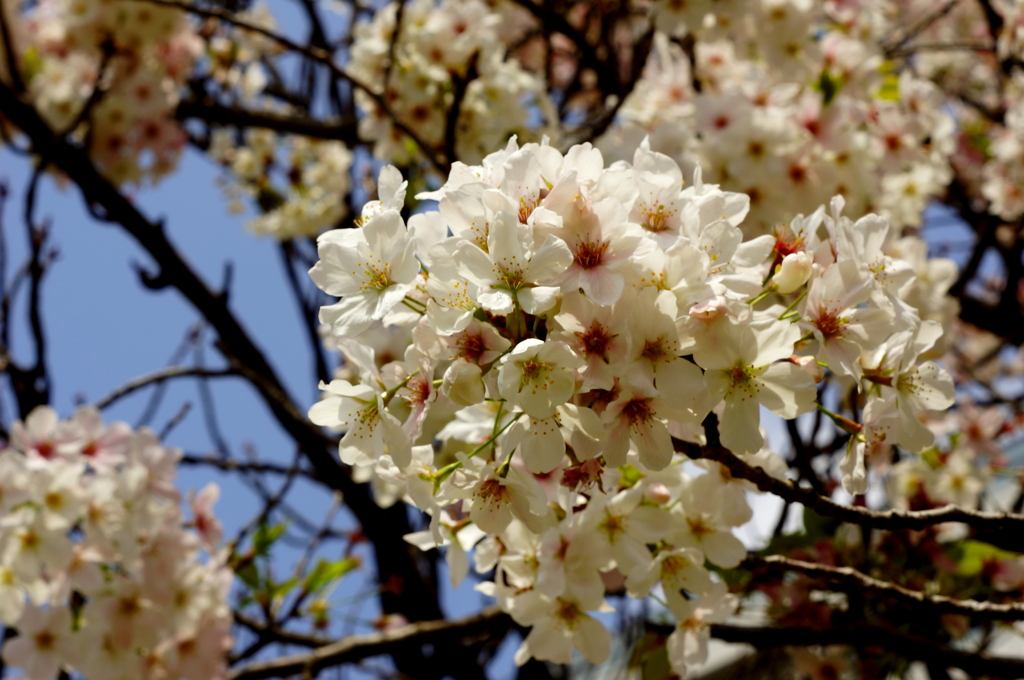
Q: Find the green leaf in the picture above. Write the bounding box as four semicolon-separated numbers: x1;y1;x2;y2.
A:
619;464;644;488
271;577;300;600
236;562;261;590
957;540;1019;576
252;521;287;557
304;557;360;594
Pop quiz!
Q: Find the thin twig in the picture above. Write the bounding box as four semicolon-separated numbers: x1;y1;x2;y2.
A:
228;608;509;680
94;365;237;410
706;621;1024;676
744;554;1024;621
139;0;449;174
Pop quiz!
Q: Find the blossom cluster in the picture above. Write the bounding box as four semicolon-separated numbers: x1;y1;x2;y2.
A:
603;0;956;232
347;0;556;166
7;0;203;185
307;138;957;674
208;127;354;238
0;405;232;680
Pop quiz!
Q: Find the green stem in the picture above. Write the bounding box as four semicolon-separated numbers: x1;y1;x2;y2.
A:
748;289;773;306
777;289;808;320
383;371;417;407
432;412;523;490
401;298;425;315
815;403;863;434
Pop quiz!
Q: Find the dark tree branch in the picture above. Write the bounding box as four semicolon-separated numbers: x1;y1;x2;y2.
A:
94;365;238;410
227;608;511;680
675;414;1024;533
744;554;1024;621
707;622;1024;676
0;77;447;668
176;99;358;142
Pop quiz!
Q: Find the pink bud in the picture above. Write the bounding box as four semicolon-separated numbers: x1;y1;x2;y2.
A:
644;482;671;505
689;296;727;321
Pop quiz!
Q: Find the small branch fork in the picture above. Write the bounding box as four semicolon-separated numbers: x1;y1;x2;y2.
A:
140;0;450;175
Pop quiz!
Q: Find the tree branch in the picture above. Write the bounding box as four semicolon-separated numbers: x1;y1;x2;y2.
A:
745;554;1024;621
94;365;238;410
141;0;449;174
176;99;357;142
707;622;1024;676
675;414;1024;533
227;608;510;680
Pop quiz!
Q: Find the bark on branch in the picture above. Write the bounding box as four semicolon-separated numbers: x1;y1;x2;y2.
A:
745;554;1024;621
227;607;510;680
675;414;1024;533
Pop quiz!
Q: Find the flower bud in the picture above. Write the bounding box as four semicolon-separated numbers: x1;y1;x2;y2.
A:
689;295;727;321
644;482;671;505
774;251;813;294
441;359;485;406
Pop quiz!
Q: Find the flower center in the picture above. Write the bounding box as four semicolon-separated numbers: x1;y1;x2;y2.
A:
814;310;846;340
555;599;582;628
357;257;392;292
727;363;758;399
641;337;672;363
519;359;552;390
686;515;713;537
455;332;487;363
640;204;674;233
577;323;612;357
576;241;608;269
622;398;655;426
599;511;625;542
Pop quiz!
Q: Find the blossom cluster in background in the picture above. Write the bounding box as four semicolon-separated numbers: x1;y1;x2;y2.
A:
307;140;959;674
607;0;957;232
347;0;555;166
0;406;231;680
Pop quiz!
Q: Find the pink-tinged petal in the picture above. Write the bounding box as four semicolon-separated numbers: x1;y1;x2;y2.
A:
701;531;746;568
632;417;673;471
719;396;762;454
574;616;611;666
477;289;515;315
603;421;631;468
318;296;375;338
518;286;560;315
520;418;566;474
758;363;817;420
840;441;867;496
454;241;500;287
528;235;574;283
578;268;624;306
